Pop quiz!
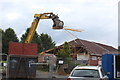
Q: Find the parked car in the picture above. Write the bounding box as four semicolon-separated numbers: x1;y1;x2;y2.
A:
67;66;109;80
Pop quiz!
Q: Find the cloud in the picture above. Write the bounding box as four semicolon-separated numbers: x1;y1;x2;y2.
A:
0;0;119;48
6;12;22;21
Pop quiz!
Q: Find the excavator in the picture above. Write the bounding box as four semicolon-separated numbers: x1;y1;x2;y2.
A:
8;12;83;79
25;12;82;43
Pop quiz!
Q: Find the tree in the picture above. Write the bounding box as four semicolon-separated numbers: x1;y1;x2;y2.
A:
20;28;56;53
0;28;3;53
118;46;120;51
39;33;56;52
21;28;41;52
57;42;71;63
57;42;72;74
20;28;40;43
0;28;2;42
2;28;19;54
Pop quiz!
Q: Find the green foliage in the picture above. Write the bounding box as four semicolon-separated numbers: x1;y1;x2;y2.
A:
20;28;56;53
57;42;71;64
2;28;19;54
1;27;55;54
118;46;120;51
0;28;3;42
58;42;71;59
0;28;3;53
20;28;40;43
21;28;41;52
57;42;72;73
39;33;56;52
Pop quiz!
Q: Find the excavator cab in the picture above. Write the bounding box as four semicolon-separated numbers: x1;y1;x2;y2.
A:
52;14;64;29
52;20;64;29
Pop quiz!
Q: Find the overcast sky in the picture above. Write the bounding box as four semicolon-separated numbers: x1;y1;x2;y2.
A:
0;0;119;48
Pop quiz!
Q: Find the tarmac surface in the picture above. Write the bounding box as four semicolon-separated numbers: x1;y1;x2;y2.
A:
0;70;69;80
36;70;68;78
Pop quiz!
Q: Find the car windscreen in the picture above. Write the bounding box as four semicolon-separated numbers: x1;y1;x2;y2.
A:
71;69;100;78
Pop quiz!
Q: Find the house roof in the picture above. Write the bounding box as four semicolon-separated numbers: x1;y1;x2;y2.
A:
68;39;117;55
45;38;118;55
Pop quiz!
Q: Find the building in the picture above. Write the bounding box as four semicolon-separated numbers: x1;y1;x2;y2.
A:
44;39;118;66
38;53;57;67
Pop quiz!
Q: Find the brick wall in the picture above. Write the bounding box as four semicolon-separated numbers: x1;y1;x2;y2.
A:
89;55;101;66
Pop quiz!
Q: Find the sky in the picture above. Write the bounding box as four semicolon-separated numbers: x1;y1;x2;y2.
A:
0;0;119;48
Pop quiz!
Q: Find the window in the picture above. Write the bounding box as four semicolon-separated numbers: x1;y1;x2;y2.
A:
92;56;97;60
71;69;100;78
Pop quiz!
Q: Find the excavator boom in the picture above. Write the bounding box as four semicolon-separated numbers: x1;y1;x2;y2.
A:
25;12;83;43
25;13;64;43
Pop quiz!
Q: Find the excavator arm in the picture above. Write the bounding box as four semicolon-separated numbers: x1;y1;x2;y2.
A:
25;12;83;43
25;12;64;43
